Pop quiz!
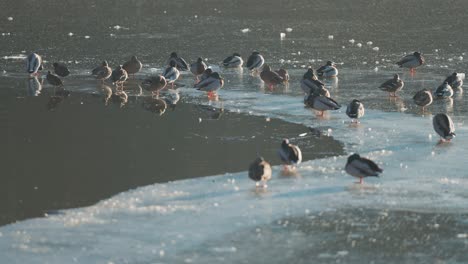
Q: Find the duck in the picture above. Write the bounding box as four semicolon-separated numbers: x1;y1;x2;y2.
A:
26;52;43;76
195;72;224;98
167;52;189;71
301;68;325;95
190;57;207;82
163;60;180;88
275;68;289;82
111;65;128;88
223;53;243;67
316;61;338;77
92;61;112;82
245;51;265;71
260;64;284;89
46;71;63;87
443;72;464;90
199;68;213;82
346;99;365;123
433;113;455;142
304;94;341;116
278;139;302;172
413;89;433;109
53;62;70;77
248;157;272;188
345;153;383;184
396;52;425;72
141;75;167;98
122;55;142;76
379;74;404;97
434;82;453;99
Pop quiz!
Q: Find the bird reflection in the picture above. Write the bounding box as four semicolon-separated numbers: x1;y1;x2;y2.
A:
162;89;180;110
111;90;128;108
27;76;42;96
97;84;113;106
142;97;167;115
46;87;70;111
195;104;224;120
388;96;406;112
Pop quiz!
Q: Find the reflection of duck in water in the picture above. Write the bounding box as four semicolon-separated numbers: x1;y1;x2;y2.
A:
27;76;42;96
196;105;224;120
142;97;167;115
162;89;180;110
46;71;63;87
111;90;128;107
46;87;70;111
433;113;455;143
97;84;113;105
248;157;272;188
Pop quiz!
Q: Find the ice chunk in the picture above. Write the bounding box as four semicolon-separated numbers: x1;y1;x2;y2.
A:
286;28;293;32
328;35;334;40
349;39;355;44
241;28;250;33
373;47;380;51
280;33;286;39
356;43;362;48
7;17;13;21
367;41;373;45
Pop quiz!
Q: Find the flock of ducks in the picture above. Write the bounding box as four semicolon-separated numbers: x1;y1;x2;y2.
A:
25;50;458;187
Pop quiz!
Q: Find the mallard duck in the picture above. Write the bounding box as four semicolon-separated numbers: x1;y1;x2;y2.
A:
260;64;284;89
141;75;167;98
223;53;243;67
301;68;325;95
53;62;70;77
122;55;142;76
46;71;63;87
434;82;453;99
111;65;128;88
195;72;224;98
190;57;207;82
276;68;289;82
317;61;338;77
413;89;433;109
167;52;189;71
379;74;404;96
199;68;213;82
245;51;265;71
345;153;383;184
346;99;365;123
433;113;455;142
304;94;341;116
396;52;425;72
163;60;180;87
92;61;112;82
443;72;464;90
278;139;302;172
248;157;272;188
26;53;43;76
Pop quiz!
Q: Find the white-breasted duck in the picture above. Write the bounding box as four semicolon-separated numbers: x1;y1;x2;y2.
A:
317;61;338;77
245;51;265;71
434;82;453;99
223;53;243;67
443;72;464;90
163;60;180;88
26;53;43;76
278;139;302;172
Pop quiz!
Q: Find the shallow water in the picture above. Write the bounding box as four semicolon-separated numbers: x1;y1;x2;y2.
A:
1;0;468;263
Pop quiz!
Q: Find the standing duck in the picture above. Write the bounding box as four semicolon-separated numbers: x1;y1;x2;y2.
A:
379;74;404;97
111;65;128;88
301;68;325;95
190;57;207;82
317;61;338;77
443;72;464;90
223;53;243;67
345;153;383;184
141;75;167;98
92;61;112;82
163;60;180;88
433;113;455;143
26;53;43;76
260;64;284;89
53;62;70;77
194;72;224;98
278;139;302;172
413;89;433;109
304;94;341;116
276;68;289;82
122;55;143;77
396;52;425;73
199;68;213;82
246;51;265;72
248;157;272;188
46;71;63;87
434;82;453;99
346;99;365;123
167;52;189;71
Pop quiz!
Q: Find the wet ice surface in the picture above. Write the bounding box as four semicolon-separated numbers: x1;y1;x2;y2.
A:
2;0;468;262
